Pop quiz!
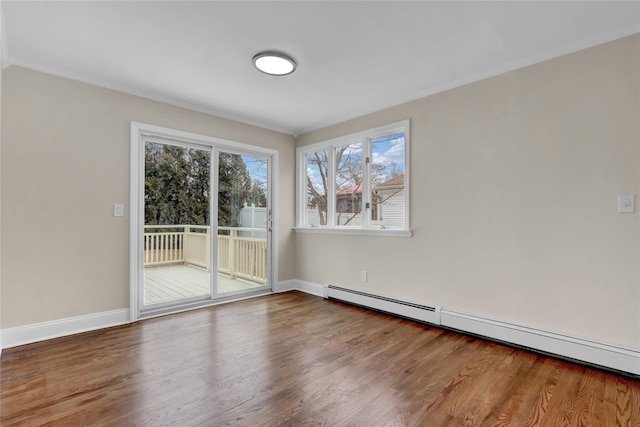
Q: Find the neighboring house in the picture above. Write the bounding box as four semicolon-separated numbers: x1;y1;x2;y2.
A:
336;183;364;226
333;174;405;227
372;174;405;228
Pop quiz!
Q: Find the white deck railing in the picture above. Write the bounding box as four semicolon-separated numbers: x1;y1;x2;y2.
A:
143;225;267;283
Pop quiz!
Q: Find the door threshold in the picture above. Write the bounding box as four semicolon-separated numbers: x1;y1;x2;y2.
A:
138;289;273;321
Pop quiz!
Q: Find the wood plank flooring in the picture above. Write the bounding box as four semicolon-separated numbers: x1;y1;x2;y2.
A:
1;291;639;426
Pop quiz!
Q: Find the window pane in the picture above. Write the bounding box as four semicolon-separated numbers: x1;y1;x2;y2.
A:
305;151;328;225
335;143;363;226
371;133;405;228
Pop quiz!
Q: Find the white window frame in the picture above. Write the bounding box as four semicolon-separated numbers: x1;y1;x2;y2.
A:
295;120;412;237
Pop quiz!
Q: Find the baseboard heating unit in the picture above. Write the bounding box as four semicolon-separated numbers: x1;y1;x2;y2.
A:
327;285;441;325
325;284;640;377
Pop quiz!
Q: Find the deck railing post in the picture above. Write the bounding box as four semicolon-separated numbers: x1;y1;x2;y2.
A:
205;226;211;272
184;226;191;266
229;229;237;279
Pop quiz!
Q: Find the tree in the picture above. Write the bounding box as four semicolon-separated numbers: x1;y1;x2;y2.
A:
217;152;253;227
145;143;194;225
144;144;265;227
249;178;267;207
305;145;402;226
306;150;329;225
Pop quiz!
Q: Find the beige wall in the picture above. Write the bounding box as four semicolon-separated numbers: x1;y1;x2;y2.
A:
1;66;296;328
296;35;640;349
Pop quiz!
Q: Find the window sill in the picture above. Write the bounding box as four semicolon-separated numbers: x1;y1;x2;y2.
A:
294;227;413;237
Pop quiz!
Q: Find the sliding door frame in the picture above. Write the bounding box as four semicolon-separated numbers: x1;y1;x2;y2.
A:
129;122;278;322
212;146;274;301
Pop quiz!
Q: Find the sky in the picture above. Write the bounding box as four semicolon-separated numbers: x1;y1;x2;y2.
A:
242;155;268;185
372;133;405;173
306;132;405;194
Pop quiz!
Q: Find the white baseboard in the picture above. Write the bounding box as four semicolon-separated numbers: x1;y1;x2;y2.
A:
1;280;317;351
312;282;639;376
1;309;130;350
273;279;297;293
296;280;328;297
275;279;327;297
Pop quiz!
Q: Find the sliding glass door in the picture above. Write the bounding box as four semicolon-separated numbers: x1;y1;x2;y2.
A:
216;151;270;296
138;134;272;316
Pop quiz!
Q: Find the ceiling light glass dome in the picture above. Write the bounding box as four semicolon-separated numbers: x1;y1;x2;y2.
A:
252;51;296;76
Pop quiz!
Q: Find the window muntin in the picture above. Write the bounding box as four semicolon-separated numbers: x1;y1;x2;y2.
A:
297;120;410;233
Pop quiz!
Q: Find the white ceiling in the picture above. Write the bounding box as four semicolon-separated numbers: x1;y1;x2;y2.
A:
2;1;639;136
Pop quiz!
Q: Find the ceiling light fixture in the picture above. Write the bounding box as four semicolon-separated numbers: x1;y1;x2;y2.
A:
252;51;296;76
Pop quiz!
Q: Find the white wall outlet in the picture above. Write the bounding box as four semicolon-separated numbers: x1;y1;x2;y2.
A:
618;195;635;213
361;271;367;282
114;203;125;217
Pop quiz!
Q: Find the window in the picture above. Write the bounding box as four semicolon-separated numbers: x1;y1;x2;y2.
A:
297;120;411;236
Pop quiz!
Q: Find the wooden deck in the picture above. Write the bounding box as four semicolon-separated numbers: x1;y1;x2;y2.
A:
144;265;261;305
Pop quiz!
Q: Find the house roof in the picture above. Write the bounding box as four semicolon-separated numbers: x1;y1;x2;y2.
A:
336;175;405;195
336;184;363;196
376;175;405;188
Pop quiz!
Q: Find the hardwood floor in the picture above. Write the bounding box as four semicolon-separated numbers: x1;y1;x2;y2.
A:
1;291;639;426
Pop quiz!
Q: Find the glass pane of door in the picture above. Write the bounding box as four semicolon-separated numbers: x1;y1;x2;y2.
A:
217;152;269;294
143;141;211;306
